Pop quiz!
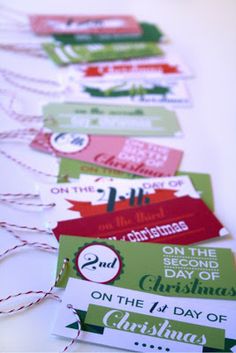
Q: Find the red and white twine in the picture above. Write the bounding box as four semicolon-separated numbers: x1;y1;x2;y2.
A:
0;149;59;179
0;258;69;315
0;44;47;59
63;304;81;352
0;90;43;124
0;68;65;96
0;190;55;208
0;222;57;258
0;198;55;208
0;221;52;234
0;128;39;142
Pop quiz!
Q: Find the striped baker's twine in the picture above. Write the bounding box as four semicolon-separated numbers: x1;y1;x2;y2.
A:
0;44;47;59
0;221;52;234
0;223;57;258
0;129;60;180
0;258;69;315
8;110;43;123
0;89;43;123
0;192;54;208
0;128;39;141
0;241;57;259
63;304;81;352
0;68;66;96
0;135;61;183
0;198;55;208
0;190;55;208
0;192;38;198
0;256;81;352
0;149;59;179
0;221;56;257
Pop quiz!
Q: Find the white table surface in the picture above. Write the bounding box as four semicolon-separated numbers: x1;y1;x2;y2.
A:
0;0;236;351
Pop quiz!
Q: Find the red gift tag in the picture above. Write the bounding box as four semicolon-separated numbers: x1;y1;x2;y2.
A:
53;195;228;245
84;63;180;78
29;15;142;35
30;132;183;178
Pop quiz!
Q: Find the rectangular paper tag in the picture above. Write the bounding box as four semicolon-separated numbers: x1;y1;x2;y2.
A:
56;237;236;301
43;103;182;137
53;195;227;244
53;279;236;352
177;171;214;211
53;22;164;45
43;42;163;65
78;172;214;211
29;15;142;35
63;78;191;107
31;133;183;177
38;175;195;226
58;158;137;182
70;53;192;81
57;159;214;210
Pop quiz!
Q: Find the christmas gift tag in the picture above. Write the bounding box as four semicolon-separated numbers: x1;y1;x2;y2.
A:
58;158;136;182
43;42;163;65
78;171;214;211
53;278;236;352
177;171;214;211
38;175;195;227
43;102;182;137
63;78;191;107
53;22;164;45
53;194;227;244
70;54;192;81
57;160;214;210
56;237;235;301
31;133;183;177
29;15;142;35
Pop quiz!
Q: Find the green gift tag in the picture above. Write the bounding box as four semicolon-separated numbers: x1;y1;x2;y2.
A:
58;158;136;182
177;171;214;211
43;42;163;65
53;22;164;45
43;102;182;137
56;236;236;301
53;278;235;352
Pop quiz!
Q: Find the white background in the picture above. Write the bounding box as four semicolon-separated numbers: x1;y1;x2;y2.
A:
0;0;236;351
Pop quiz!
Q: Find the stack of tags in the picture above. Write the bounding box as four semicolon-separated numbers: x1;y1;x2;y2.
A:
30;15;164;65
29;14;193;179
52;239;236;352
28;14;192;107
36;173;235;352
28;14;193;186
26;12;234;353
31;103;185;180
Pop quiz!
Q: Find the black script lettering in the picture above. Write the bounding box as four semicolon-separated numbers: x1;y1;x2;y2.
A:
81;253;98;270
